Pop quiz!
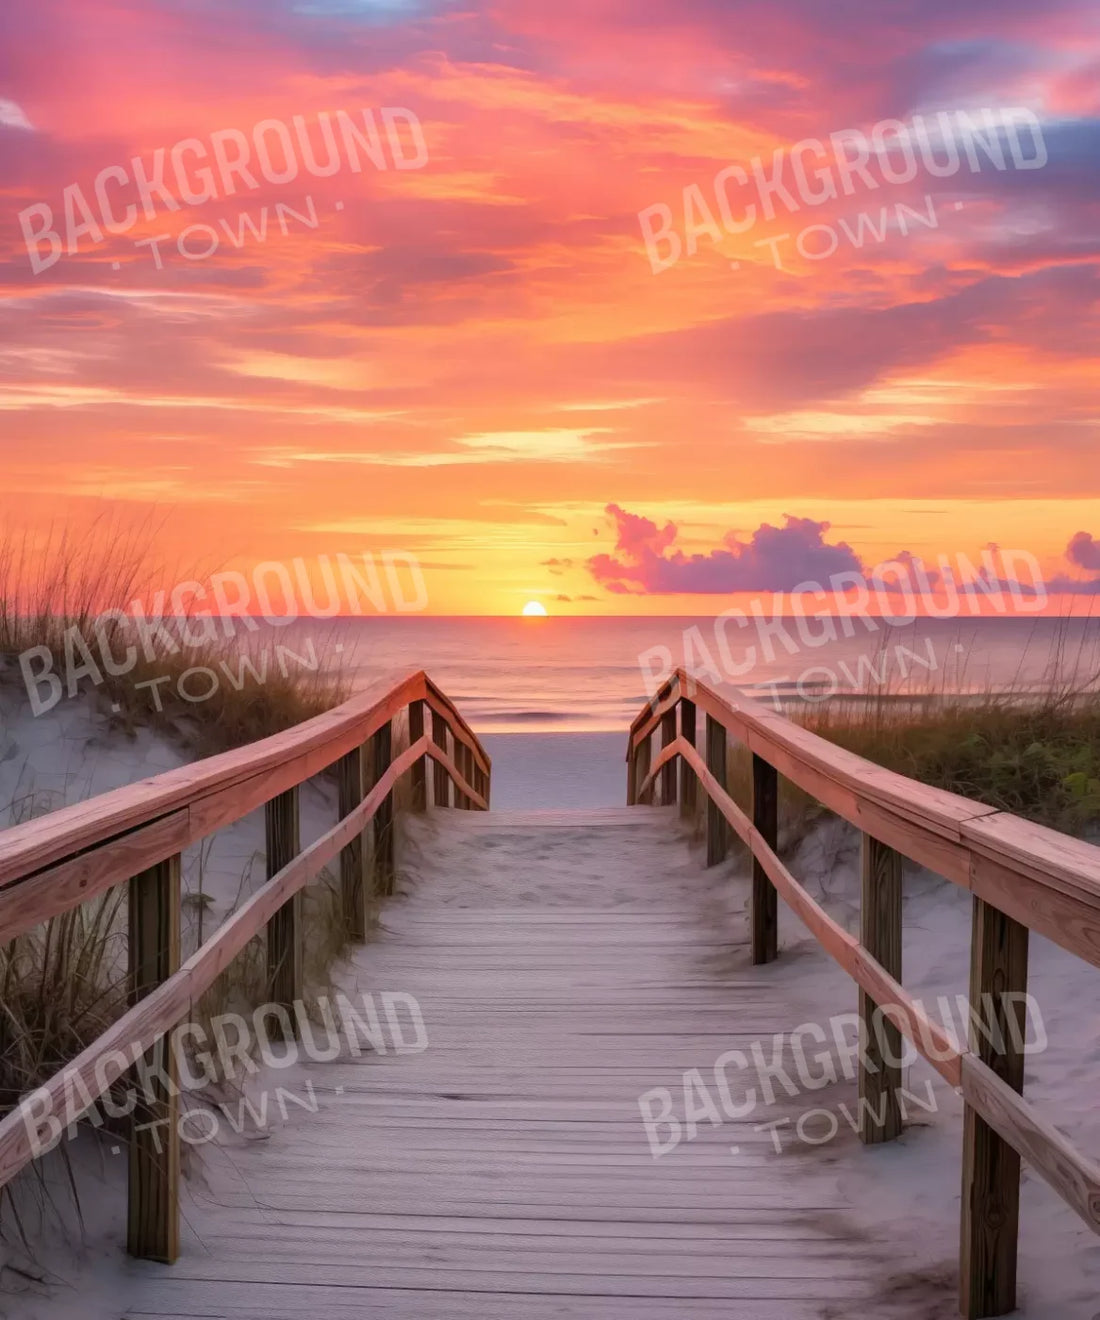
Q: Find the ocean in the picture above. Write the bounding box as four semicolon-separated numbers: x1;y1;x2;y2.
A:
259;614;1100;735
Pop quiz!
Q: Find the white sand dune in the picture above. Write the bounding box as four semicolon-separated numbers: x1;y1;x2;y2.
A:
1;704;1097;1315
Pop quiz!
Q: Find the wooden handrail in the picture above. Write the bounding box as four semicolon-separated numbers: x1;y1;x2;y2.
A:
0;670;488;942
630;671;1100;965
0;670;489;1261
627;668;1100;1319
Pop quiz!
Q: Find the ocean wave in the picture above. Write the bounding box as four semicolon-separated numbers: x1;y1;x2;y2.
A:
478;709;592;722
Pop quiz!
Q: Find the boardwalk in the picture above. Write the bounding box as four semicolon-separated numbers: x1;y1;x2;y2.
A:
123;807;918;1320
3;670;1097;1319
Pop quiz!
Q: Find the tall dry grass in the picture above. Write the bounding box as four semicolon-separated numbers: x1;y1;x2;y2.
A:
0;892;128;1119
676;620;1100;846
800;693;1100;833
0;512;350;756
795;620;1100;833
0;514;388;1229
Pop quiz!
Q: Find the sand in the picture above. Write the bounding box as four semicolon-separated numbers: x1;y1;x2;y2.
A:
1;691;1098;1315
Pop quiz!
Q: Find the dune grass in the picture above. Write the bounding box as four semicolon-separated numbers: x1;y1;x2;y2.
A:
0;516;398;1236
677;655;1100;851
801;692;1100;834
0;892;129;1123
796;617;1100;832
691;689;1100;860
0;512;351;755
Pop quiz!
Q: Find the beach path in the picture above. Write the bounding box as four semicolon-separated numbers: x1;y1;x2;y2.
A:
122;805;923;1320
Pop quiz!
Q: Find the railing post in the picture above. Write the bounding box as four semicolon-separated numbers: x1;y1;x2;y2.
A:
635;734;653;805
337;744;370;940
751;754;778;963
704;716;727;866
369;720;395;896
458;743;473;809
679;698;696;820
466;747;479;807
408;699;427;811
660;708;677;805
266;786;302;1020
453;743;464;809
960;898;1029;1318
858;834;902;1142
431;709;450;807
127;853;180;1263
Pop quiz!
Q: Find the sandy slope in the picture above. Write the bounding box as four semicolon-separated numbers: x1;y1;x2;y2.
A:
1;704;1097;1316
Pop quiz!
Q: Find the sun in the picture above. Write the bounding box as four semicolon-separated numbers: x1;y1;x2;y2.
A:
521;600;548;617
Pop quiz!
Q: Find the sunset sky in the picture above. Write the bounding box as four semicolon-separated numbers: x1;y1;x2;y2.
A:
2;0;1099;615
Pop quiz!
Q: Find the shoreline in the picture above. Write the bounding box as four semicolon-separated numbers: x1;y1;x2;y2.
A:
479;732;626;808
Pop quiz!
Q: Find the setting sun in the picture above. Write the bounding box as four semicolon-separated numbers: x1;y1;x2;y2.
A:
5;1;1100;1313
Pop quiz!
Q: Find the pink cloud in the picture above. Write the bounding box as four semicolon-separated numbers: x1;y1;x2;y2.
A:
587;505;862;594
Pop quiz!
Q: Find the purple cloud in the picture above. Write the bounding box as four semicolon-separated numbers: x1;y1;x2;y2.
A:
1067;530;1100;572
587;505;862;594
1046;530;1100;593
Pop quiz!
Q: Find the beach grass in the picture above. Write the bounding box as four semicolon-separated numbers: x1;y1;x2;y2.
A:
0;513;350;756
0;694;418;1188
0;518;389;1223
691;687;1100;853
800;692;1100;833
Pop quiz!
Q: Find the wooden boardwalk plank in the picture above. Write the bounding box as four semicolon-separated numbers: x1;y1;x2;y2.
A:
121;806;919;1319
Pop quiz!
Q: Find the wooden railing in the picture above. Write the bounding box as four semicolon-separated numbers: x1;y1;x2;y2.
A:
0;669;489;1263
627;668;1100;1320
